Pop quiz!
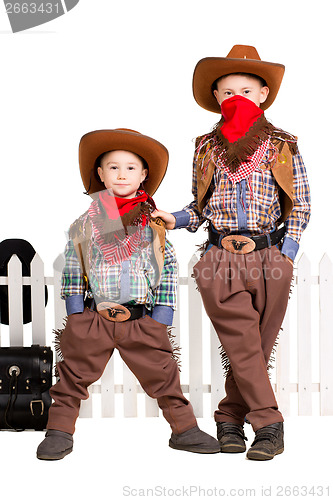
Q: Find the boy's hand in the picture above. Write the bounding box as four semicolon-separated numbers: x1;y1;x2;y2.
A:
151;210;176;230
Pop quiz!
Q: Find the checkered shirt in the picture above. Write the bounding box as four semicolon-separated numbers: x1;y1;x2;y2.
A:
183;137;311;244
61;223;177;311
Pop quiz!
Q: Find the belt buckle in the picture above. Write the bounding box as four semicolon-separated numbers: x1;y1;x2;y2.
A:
221;235;255;254
97;302;131;322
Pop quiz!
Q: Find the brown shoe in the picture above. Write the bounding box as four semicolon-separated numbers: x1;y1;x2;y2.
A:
169;425;221;454
36;430;73;460
216;422;247;453
246;422;284;461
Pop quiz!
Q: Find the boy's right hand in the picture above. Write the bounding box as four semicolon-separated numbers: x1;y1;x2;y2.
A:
151;210;176;230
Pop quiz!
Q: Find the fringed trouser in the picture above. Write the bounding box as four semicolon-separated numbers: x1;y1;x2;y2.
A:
193;244;293;432
47;309;197;435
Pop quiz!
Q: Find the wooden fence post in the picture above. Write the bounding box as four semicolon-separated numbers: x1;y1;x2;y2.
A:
101;357;115;417
210;323;225;417
123;364;137;417
297;253;312;415
319;254;333;415
276;305;291;416
53;254;66;333
8;255;24;346
31;253;46;345
188;254;203;417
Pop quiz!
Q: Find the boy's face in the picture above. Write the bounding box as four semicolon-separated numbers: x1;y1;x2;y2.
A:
97;150;147;199
213;74;269;108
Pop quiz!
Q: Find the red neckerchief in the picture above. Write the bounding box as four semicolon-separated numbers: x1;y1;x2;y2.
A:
220;95;264;143
88;190;154;264
98;190;149;220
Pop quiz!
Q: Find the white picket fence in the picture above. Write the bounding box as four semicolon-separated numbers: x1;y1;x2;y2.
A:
0;252;332;418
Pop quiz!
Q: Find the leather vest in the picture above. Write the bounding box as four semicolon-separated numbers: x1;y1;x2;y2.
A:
69;213;166;284
195;133;296;225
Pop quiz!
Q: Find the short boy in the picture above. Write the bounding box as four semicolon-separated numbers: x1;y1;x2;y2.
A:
37;128;220;460
153;46;311;460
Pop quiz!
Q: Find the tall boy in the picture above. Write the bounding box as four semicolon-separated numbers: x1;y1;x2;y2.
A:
153;46;311;460
36;128;220;460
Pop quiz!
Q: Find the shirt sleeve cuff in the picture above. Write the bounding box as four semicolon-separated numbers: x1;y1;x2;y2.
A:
281;236;299;262
65;294;85;316
151;305;174;325
172;210;190;229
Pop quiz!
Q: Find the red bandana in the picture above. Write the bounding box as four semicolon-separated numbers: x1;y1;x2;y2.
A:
88;190;154;265
98;190;149;220
220;95;264;143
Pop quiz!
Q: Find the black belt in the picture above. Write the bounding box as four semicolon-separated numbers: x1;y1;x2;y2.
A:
208;225;286;251
120;305;145;321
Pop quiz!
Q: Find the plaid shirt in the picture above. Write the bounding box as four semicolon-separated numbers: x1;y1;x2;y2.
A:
61;223;177;311
180;137;311;258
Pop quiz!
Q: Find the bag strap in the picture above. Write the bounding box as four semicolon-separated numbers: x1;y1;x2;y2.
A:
29;345;45;430
4;369;24;432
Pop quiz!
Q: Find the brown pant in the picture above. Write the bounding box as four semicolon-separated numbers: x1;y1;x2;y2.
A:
193;244;293;431
47;310;197;435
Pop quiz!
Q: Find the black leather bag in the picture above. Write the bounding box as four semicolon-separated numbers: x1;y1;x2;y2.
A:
0;345;53;431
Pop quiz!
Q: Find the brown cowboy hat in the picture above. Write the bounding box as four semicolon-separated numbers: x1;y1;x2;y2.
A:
193;45;285;113
79;128;169;196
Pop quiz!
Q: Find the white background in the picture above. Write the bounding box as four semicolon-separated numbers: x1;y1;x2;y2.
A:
0;0;332;275
0;1;332;498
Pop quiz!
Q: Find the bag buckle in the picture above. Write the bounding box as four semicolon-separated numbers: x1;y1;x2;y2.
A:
221;235;256;254
96;302;131;322
30;400;44;417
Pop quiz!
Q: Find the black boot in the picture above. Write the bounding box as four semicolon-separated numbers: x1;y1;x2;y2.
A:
169;425;221;454
246;422;284;461
216;422;247;453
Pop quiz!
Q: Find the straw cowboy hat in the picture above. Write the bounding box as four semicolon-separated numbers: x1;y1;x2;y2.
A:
193;45;285;113
79;129;169;196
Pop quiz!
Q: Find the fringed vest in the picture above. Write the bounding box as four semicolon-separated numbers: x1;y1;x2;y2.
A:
195;129;297;224
68;214;166;288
